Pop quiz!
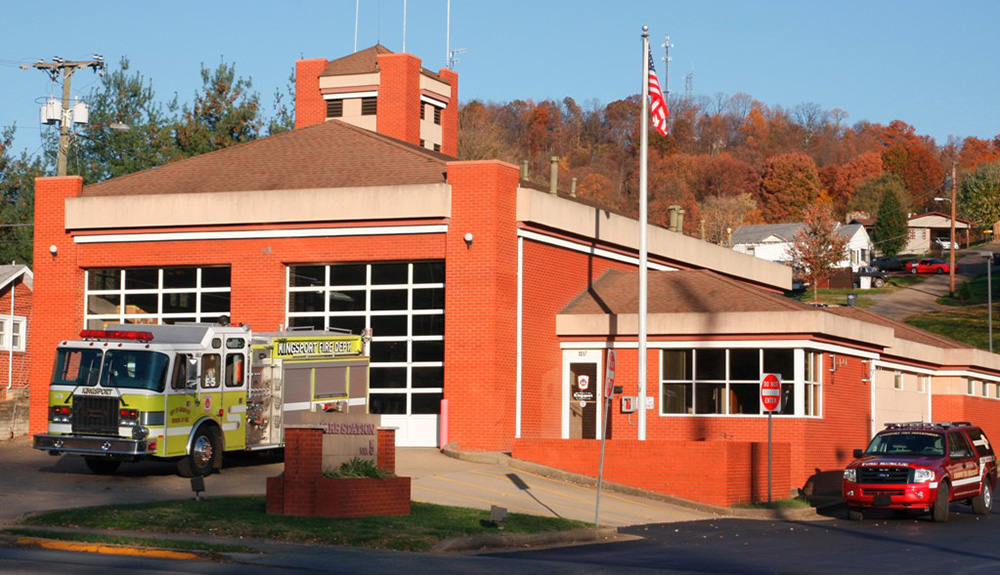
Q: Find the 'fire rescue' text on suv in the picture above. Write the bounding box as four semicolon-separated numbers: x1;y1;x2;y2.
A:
843;422;996;522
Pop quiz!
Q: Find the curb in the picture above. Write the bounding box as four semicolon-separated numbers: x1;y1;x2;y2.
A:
440;445;834;522
431;527;621;553
0;533;211;561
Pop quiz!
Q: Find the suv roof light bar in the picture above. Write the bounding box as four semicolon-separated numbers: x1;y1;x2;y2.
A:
885;421;972;430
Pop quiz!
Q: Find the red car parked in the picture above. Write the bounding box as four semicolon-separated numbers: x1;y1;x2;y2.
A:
906;258;955;274
843;422;996;522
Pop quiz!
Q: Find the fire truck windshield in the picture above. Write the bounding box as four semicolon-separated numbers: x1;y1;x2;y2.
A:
51;348;170;393
99;350;170;392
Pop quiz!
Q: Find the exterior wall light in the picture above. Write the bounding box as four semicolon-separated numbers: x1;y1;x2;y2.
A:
463;232;473;248
49;245;58;256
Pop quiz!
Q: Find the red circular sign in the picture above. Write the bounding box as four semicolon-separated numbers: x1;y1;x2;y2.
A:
761;374;781;412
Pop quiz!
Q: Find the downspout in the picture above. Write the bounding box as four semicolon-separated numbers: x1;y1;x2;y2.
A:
868;359;876;438
515;236;524;438
7;272;14;392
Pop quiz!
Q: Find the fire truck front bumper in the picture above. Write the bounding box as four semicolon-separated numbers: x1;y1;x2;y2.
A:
33;434;154;457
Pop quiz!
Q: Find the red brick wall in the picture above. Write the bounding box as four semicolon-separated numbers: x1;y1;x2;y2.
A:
0;278;31;400
30;177;84;434
519;240;635;440
376;53;421;146
437;68;458;157
934;394;1000;445
443;161;520;451
27;211;447;433
513;438;791;507
294;58;328;130
377;427;396;473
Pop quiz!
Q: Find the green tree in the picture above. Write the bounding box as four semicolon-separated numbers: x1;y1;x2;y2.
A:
0;126;44;265
788;203;848;301
958;160;1000;230
848;173;911;218
266;67;295;136
871;184;908;256
174;60;262;157
62;57;178;184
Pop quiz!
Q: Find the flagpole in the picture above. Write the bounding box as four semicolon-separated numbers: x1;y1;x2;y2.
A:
638;26;650;441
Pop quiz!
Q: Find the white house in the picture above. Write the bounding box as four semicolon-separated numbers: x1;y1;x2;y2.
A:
732;222;873;272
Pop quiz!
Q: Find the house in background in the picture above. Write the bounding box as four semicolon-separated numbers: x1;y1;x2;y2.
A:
732;222;873;272
0;265;31;401
905;212;972;254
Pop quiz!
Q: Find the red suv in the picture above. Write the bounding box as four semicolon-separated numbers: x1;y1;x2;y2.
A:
843;422;996;522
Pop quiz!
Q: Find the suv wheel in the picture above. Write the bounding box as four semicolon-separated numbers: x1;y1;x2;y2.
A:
847;507;864;521
972;480;993;516
932;482;950;523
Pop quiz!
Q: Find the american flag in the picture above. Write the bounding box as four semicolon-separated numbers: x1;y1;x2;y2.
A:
647;48;669;136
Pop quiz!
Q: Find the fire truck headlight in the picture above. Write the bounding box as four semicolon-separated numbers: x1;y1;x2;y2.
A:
132;425;149;440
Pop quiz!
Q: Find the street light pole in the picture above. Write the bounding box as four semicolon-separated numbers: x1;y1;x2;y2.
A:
949;164;957;295
987;253;994;353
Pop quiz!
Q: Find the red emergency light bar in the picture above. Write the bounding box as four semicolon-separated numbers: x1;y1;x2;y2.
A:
80;329;155;342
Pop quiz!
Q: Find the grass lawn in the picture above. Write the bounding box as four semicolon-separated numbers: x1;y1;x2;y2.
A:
906;305;998;351
18;497;589;552
939;273;996;306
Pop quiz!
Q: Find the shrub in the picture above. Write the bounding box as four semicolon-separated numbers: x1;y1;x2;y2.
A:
323;457;394;479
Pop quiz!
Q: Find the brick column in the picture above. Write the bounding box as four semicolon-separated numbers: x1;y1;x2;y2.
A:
377;427;396;474
294;58;328;130
437;67;459;157
29;176;84;435
443;161;520;451
282;427;322;516
376;53;421;146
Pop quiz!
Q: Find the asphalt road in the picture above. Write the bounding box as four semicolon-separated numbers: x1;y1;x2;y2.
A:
495;503;1000;575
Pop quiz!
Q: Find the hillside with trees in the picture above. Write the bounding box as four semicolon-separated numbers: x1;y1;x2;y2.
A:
458;93;1000;249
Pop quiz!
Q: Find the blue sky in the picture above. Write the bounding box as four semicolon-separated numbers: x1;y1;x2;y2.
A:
3;0;999;157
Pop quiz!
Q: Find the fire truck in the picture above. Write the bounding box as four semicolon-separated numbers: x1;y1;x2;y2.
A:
33;321;370;477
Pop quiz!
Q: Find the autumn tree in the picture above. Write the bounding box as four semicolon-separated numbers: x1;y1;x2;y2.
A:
458;101;512;161
957;160;1000;231
787;204;848;301
827;151;883;212
699;192;757;245
174;60;262;157
757;151;824;222
871;185;908;257
848;173;911;219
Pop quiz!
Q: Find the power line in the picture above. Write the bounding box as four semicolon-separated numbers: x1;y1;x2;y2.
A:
29;56;105;176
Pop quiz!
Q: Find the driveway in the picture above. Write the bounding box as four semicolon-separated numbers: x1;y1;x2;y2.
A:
867;247;996;321
0;438;714;528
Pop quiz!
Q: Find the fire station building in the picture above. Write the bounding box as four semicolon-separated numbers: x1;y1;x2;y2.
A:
29;46;1000;506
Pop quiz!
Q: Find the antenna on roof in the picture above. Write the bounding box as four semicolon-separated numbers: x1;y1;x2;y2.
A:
402;0;407;52
354;0;360;53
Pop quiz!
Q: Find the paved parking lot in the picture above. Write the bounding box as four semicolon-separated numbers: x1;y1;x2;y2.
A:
0;438;714;527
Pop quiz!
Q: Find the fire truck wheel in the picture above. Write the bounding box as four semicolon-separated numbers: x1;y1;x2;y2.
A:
972;480;992;516
83;457;120;475
179;427;217;478
846;507;864;521
932;482;950;523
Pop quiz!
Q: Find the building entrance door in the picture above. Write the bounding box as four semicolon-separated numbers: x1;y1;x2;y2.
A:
563;350;602;440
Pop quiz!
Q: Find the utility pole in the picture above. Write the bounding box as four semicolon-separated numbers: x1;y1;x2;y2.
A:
32;56;105;176
949;163;957;295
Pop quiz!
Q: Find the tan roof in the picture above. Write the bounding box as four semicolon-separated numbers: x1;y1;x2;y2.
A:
82;120;449;197
561;269;808;315
320;44;447;83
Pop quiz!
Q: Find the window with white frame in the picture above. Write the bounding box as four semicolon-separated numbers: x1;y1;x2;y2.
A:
287;261;444;417
660;348;813;416
984;381;992;398
918;375;928;393
85;267;231;328
0;315;26;351
894;372;904;390
968;379;978;396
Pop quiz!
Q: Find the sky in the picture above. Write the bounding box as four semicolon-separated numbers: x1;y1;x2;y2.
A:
3;0;999;157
